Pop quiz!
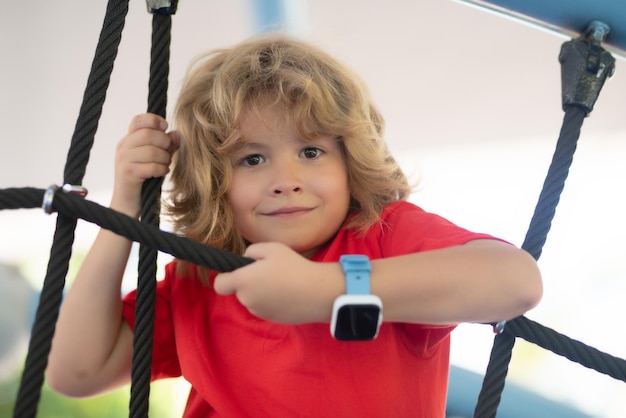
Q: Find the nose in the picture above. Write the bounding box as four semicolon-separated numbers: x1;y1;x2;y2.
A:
270;159;303;195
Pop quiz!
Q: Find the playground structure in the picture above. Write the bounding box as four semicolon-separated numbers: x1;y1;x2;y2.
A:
1;1;626;417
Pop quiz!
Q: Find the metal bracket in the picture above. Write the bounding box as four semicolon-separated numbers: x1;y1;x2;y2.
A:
42;184;88;214
559;20;616;115
493;320;507;334
146;0;178;15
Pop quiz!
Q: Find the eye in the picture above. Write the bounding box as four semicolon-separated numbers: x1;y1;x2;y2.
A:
241;154;265;166
300;147;323;159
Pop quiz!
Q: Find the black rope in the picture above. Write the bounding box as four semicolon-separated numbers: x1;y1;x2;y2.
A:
472;25;616;417
63;1;130;186
12;1;130;417
473;106;589;418
472;332;516;418
130;12;173;418
507;316;626;381
520;106;587;260
0;187;253;273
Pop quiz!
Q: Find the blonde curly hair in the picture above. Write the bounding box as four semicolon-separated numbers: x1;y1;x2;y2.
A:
165;34;410;263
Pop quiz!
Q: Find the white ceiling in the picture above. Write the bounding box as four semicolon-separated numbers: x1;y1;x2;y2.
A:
1;0;624;194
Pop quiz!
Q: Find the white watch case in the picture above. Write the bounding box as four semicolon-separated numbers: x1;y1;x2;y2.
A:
330;294;383;341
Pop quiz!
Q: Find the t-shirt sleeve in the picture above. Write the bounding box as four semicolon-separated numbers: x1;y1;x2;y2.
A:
379;201;505;257
377;202;504;339
122;262;182;380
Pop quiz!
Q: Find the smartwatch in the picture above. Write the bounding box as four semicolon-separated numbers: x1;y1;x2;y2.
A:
330;255;383;341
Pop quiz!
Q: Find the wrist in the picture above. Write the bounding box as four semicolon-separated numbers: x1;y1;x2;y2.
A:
315;262;345;322
109;193;141;218
330;255;383;340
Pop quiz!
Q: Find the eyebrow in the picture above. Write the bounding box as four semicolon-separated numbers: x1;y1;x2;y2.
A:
236;141;269;150
234;133;335;153
228;141;269;157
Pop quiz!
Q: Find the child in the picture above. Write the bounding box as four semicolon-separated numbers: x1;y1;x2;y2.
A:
47;34;542;417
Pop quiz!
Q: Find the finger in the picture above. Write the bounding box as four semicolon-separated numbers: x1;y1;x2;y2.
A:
116;144;173;181
115;161;170;183
128;113;168;133
116;144;173;176
243;242;282;260
125;161;172;181
131;144;174;165
125;127;175;151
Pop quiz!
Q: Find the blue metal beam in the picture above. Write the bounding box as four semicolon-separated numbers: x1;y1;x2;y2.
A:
458;0;626;58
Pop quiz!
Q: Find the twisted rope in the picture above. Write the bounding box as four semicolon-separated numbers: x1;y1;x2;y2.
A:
0;188;252;272
521;107;587;260
507;316;626;381
472;332;516;418
472;25;616;415
130;13;173;418
12;1;130;417
472;106;587;418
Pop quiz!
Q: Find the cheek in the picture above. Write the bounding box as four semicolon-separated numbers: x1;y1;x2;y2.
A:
319;167;350;207
226;176;252;216
339;179;352;209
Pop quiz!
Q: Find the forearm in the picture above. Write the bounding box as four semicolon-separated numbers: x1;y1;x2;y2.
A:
47;114;178;395
47;227;134;396
370;239;542;325
214;240;541;327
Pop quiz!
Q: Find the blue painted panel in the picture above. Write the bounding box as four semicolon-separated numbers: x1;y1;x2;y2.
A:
458;0;626;58
251;0;286;33
447;366;594;418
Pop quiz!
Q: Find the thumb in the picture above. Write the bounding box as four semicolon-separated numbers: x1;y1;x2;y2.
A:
167;130;181;153
213;271;237;296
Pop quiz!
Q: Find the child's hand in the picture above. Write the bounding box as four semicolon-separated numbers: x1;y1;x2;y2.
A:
214;242;344;324
111;113;179;217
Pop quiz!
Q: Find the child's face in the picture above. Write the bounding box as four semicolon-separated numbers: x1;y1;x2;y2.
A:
227;106;351;257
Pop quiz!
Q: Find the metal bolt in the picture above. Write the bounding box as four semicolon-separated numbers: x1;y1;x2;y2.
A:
587;21;611;44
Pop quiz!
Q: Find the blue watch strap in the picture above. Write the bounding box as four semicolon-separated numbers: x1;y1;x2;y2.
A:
339;255;372;294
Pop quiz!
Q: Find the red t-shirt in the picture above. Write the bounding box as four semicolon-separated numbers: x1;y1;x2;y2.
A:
122;201;498;417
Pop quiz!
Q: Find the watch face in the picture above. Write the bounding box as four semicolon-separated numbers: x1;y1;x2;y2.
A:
334;304;381;341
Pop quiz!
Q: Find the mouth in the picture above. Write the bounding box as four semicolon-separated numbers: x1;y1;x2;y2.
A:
262;207;313;218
